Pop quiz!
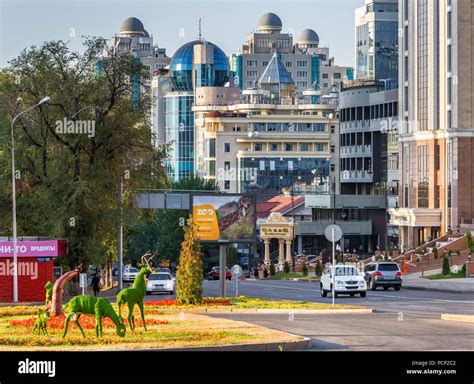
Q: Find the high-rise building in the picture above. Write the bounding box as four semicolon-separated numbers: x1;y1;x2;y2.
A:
111;17;170;75
193;53;340;194
355;0;399;87
158;39;235;181
391;0;474;249
232;12;353;94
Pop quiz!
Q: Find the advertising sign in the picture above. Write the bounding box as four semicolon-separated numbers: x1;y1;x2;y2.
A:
0;240;67;258
191;194;256;242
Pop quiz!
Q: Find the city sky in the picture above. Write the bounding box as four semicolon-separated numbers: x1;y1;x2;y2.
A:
0;0;360;68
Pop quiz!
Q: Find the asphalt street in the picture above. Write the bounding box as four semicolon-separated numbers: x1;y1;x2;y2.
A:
201;279;474;316
137;279;474;350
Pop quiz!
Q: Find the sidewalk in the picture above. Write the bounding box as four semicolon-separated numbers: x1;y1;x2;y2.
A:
403;269;474;294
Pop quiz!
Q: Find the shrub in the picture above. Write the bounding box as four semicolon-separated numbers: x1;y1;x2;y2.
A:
462;264;467;276
456;249;461;256
442;256;450;276
432;246;438;259
176;218;203;305
302;262;308;276
283;261;290;274
448;249;453;257
315;260;322;277
269;262;276;276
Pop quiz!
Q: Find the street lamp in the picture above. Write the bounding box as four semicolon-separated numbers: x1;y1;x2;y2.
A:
10;96;50;303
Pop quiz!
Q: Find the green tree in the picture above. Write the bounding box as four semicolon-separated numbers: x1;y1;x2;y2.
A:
0;38;167;269
226;244;239;268
269;261;276;277
283;261;290;274
302;261;308;276
432;246;438;259
315;260;322;277
176;218;203;304
442;256;451;276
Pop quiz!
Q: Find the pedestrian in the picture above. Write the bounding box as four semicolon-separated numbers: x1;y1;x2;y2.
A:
263;266;269;279
91;273;101;297
253;266;259;279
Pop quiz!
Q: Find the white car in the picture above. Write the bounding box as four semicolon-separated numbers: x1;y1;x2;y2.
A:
146;272;175;295
320;265;367;298
122;267;139;282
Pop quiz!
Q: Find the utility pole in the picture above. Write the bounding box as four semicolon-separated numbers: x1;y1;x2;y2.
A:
118;177;123;291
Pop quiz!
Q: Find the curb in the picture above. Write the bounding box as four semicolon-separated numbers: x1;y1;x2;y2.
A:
275;278;320;283
201;308;373;314
131;336;312;352
403;285;474;294
441;314;474;323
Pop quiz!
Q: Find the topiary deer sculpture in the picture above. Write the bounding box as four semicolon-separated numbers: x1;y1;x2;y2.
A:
117;251;155;331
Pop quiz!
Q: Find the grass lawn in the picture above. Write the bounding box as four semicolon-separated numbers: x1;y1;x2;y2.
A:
0;297;365;350
0;305;302;351
425;270;466;280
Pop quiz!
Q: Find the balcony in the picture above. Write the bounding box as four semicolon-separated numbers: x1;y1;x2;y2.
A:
339;170;373;183
340;145;372;157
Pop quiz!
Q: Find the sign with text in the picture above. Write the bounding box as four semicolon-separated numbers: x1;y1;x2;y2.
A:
191;194;256;242
0;240;67;258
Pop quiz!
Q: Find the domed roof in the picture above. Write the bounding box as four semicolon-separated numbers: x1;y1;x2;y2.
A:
170;40;230;92
120;17;145;34
298;29;320;45
257;13;282;32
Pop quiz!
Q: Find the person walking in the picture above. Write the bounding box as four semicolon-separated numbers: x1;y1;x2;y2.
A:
91;273;101;297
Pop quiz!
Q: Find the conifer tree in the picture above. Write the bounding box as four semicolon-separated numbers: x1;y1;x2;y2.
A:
176;217;203;304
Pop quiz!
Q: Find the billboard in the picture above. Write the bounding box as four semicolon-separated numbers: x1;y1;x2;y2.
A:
191;194;256;242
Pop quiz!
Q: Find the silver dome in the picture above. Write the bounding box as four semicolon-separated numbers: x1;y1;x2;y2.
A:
257;13;282;32
298;29;320;46
120;17;145;34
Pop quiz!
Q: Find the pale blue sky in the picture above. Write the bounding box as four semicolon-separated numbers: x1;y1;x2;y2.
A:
0;0;361;68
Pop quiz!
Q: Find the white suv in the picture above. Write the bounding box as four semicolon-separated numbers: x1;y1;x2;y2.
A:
320;264;367;298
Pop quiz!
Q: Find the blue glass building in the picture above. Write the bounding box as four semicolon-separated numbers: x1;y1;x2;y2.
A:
165;40;230;181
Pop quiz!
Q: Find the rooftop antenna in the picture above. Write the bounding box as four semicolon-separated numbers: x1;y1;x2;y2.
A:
199;18;202;40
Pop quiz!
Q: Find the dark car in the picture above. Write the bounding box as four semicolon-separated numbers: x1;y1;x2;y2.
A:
363;262;402;291
206;266;232;281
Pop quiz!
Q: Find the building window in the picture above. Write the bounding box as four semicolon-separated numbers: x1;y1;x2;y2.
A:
246;70;258;77
224;161;231;171
315;143;324;152
330;163;335;172
330;125;335;133
417;145;429;208
330;145;335;153
224;143;231;153
208;139;216;158
285;62;292;68
334;73;341;79
254;143;263;151
322;73;329;79
270;143;278;151
262;61;268;67
224;180;231;190
285;143;294;151
300;143;309;151
246;60;257;67
297;61;308;67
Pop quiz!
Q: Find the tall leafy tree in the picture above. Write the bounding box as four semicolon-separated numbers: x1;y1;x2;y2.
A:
0;37;167;269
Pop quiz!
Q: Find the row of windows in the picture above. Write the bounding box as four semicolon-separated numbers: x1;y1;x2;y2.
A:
253;143;330;152
340;102;398;122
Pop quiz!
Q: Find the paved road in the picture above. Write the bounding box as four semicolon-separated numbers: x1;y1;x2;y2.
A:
202;279;474;316
207;312;474;351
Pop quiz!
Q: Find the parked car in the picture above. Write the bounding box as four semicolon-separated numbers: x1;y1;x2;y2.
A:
122;267;139;282
146;272;175;295
363;262;402;291
320;265;367;298
206;266;232;281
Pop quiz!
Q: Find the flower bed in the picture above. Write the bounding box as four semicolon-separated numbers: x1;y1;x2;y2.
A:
10;316;168;329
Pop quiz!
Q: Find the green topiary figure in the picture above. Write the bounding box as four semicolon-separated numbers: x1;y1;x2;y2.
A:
176;218;203;305
283;261;290;274
63;295;126;338
269;262;276;276
45;281;53;308
32;308;50;336
315;260;322;277
442;256;451;276
302;261;308;276
117;252;155;331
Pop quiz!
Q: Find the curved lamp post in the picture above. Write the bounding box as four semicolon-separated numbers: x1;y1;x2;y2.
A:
10;96;50;303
